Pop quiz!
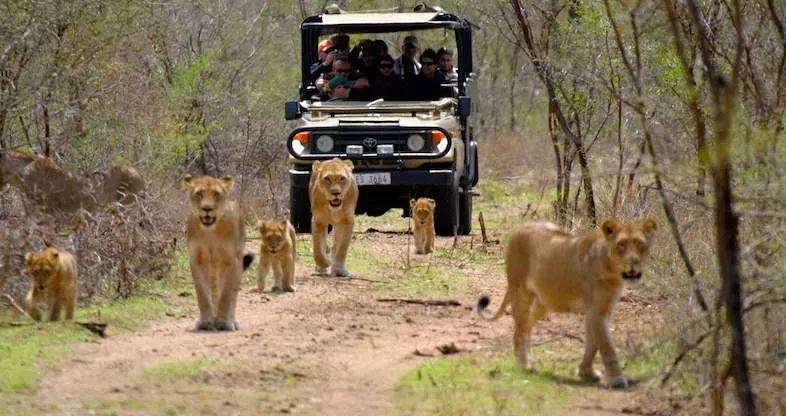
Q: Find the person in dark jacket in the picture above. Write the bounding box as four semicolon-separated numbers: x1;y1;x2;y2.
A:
370;54;408;100
409;49;445;101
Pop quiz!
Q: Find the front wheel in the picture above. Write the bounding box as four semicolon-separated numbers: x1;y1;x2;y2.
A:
289;185;311;233
458;189;472;235
434;181;459;237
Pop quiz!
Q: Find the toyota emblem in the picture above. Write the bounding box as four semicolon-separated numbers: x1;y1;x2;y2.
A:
362;137;377;148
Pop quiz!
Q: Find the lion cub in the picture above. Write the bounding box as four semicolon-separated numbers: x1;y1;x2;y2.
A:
24;245;78;321
257;219;297;292
478;219;657;388
410;198;436;254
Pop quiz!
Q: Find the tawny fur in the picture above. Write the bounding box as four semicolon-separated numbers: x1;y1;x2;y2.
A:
182;174;247;331
410;198;436;254
478;219;657;389
0;149;144;214
24;246;78;321
309;158;358;277
257;219;297;292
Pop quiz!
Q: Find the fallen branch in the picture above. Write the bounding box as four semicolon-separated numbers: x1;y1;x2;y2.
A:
377;298;461;307
2;293;32;320
661;329;711;385
76;322;108;338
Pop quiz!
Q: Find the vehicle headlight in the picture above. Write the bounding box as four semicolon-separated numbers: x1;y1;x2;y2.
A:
406;134;425;152
315;135;334;152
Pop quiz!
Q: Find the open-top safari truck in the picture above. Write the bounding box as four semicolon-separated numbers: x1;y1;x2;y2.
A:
285;7;478;236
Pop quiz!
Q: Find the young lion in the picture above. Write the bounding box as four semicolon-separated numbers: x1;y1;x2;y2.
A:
478;219;657;388
182;175;253;331
24;245;78;321
257;219;297;292
309;158;358;277
410;198;436;254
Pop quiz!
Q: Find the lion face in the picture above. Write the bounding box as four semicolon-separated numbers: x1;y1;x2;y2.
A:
25;248;60;292
259;220;289;253
601;218;657;281
313;159;354;210
410;198;436;225
181;175;234;228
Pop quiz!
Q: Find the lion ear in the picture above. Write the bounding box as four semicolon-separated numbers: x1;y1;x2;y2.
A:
181;174;194;190
410;198;416;209
257;220;266;232
280;219;289;228
601;219;621;240
641;218;657;237
51;251;59;258
342;159;354;171
220;176;235;190
24;252;34;265
426;198;436;207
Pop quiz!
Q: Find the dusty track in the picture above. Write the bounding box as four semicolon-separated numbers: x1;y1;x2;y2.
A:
28;230;661;415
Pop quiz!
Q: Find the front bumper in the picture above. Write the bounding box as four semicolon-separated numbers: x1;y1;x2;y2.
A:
290;168;455;188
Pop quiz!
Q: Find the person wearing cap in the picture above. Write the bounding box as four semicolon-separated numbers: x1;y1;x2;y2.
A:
327;76;355;101
394;35;421;81
317;54;371;100
311;39;338;82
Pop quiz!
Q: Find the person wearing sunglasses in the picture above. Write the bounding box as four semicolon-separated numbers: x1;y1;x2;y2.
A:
371;54;408;101
409;49;446;101
316;54;370;100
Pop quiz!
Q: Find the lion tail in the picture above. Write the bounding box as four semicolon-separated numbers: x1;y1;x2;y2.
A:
477;289;511;321
242;253;254;271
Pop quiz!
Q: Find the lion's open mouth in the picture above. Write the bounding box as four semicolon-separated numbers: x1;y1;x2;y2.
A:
200;215;216;226
329;198;342;208
622;271;642;281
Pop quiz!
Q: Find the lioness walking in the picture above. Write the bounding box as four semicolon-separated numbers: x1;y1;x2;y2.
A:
182;175;252;331
478;219;657;388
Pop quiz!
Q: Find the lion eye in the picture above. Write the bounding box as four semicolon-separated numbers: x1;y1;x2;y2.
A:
616;242;626;252
195;191;203;199
636;240;646;250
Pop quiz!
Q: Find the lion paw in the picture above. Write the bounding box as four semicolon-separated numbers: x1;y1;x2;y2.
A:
315;266;329;276
330;267;350;277
601;376;629;389
195;320;215;331
214;320;239;331
282;285;296;292
578;368;601;382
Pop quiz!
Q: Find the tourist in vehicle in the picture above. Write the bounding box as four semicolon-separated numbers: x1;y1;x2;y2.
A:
372;39;388;60
327;76;354;101
370;54;408;100
437;47;458;84
310;39;338;82
316;54;371;100
350;39;377;79
409;49;446;101
394;35;421;81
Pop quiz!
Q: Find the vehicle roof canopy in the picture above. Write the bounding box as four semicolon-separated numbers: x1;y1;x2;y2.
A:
302;12;471;34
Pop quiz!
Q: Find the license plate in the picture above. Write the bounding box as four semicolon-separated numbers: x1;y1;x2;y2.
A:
354;172;391;186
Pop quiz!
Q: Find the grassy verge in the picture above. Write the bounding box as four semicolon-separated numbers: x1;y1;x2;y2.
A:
0;250;193;402
392;337;685;416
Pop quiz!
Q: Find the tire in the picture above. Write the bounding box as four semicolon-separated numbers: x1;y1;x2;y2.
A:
434;181;459;237
458;189;472;235
289;185;311;233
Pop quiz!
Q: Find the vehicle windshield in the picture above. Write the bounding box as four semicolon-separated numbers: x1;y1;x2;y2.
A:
306;29;459;103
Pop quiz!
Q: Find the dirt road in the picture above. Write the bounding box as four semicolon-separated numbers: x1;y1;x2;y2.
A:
26;224;662;415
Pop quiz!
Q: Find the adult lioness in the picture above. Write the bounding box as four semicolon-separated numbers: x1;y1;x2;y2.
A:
24;244;78;321
478;219;657;388
257;219;297;292
182;175;252;331
309;158;358;277
410;198;436;254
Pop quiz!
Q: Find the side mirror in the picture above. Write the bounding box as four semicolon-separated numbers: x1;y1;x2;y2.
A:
285;101;302;121
458;96;471;118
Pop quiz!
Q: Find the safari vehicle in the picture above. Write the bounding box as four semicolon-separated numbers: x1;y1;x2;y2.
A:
285;6;478;236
